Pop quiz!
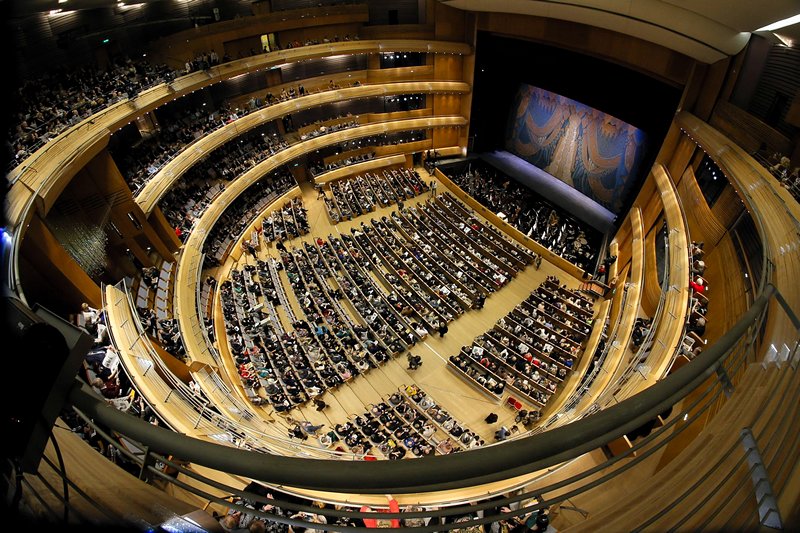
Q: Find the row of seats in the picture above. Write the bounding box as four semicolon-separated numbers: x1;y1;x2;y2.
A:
260;197;310;244
136;260;175;316
202;169;296;266
449;277;592;407
324;168;429;223
159;128;286;237
10;14;358;165
436;193;541;268
218;194;538;409
325;384;483;459
113;103;243;192
298;117;360;141
220;242;394;410
221;264;339;410
444;160;599;270
10;57;179;166
112;71;363;192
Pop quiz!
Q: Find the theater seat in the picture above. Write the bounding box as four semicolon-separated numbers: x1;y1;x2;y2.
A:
506;396;518;409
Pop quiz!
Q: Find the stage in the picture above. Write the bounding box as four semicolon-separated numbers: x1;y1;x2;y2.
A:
477;151;617;234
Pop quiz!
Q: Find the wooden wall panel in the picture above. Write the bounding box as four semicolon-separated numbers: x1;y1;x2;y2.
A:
747;44;800;138
21;214;102;313
691;57;731;121
633;173;665;239
435;1;469;41
459;14;477;148
676;166;726;250
433;54;465;81
148;6;368;67
359;24;435;40
709;101;792;156
710;184;746;231
147;208;182;255
433;93;463;115
477;12;694;86
703;234;750;345
432;125;462;148
640;227;661;316
665;134;697;187
613;211;633;271
365;65;434;83
277;22;363;50
83;151;174;264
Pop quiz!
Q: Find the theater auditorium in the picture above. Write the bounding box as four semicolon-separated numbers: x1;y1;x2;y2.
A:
3;0;799;531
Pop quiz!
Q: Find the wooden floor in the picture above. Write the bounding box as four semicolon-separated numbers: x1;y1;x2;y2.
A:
210;166;592;453
22;422;197;527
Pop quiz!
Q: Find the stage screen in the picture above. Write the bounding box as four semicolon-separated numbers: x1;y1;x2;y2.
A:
505;84;647;214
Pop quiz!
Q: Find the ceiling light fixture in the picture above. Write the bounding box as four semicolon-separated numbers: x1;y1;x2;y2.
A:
756;13;800;32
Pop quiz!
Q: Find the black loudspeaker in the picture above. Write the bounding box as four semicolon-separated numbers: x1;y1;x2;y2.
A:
3;297;93;473
388;9;399;25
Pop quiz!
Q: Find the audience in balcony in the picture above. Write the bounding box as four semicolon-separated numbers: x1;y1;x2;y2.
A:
10;57;179;164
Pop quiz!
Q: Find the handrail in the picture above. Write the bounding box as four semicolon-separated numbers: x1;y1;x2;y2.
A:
68;284;776;494
597;212;673;407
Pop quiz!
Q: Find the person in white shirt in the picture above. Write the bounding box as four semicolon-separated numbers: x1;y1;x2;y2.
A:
81;302;101;327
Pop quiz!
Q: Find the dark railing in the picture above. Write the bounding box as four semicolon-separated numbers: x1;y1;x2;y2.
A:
50;281;800;530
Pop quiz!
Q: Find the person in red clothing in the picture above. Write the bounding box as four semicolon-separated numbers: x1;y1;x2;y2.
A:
689;275;706;294
360;495;400;528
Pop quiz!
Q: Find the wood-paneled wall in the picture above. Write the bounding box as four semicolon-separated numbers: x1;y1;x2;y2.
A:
21;211;102;313
147;5;369;67
710;101;792;156
641;226;661;316
711;184;746;231
476;12;695;87
675;166;726;250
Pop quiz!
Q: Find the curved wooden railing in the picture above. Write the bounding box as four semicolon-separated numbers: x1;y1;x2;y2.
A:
5;39;471;231
568;207;645;418
173;115;466;374
135;81;470;213
677;111;800;356
610;164;690;398
103;280;363;461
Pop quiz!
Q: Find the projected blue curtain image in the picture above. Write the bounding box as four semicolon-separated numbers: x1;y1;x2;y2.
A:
506;84;647;214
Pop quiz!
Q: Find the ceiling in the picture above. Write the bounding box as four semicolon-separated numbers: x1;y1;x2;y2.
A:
439;0;800;63
6;1;799;63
